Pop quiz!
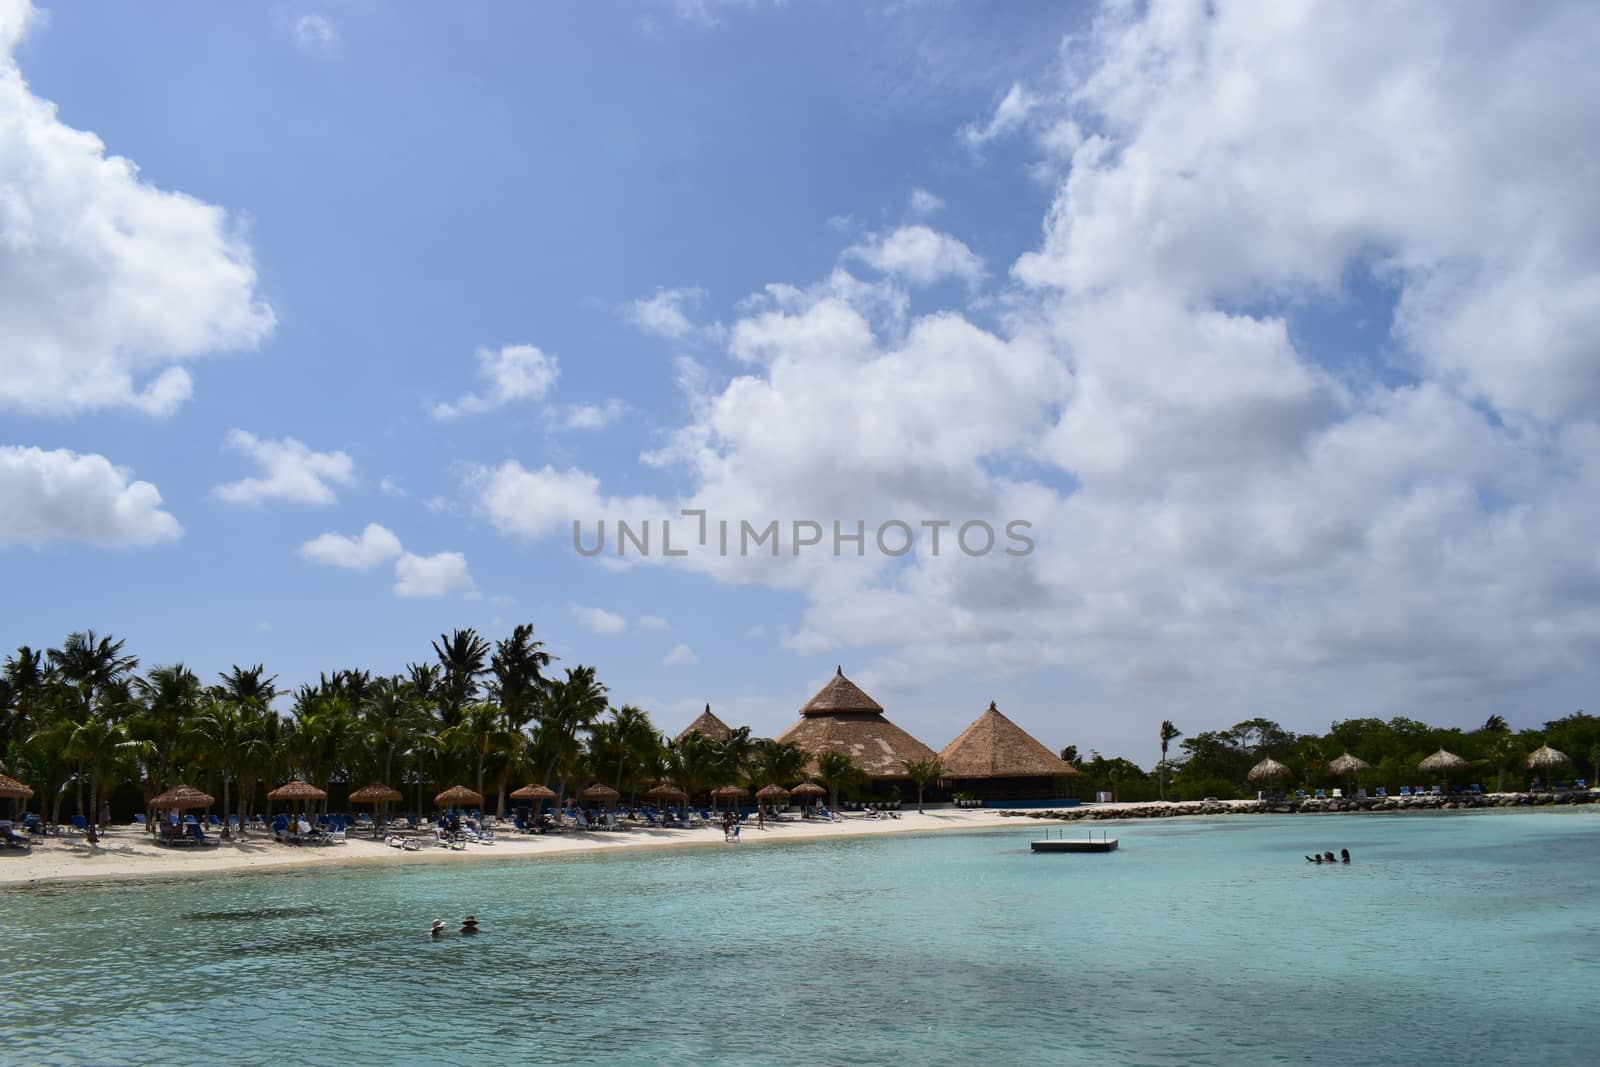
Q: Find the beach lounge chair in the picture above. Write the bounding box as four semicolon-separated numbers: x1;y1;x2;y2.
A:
1313;789;1326;799
70;815;88;834
1577;779;1589;790
1374;787;1387;797
0;821;29;850
1398;786;1411;797
1430;785;1442;796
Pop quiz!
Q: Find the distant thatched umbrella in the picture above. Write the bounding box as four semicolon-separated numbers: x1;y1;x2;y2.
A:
711;784;747;815
510;783;557;825
1419;748;1468;789
578;783;620;811
0;773;33;820
349;783;403;837
434;785;483;810
267;780;328;829
150;784;215;836
1525;744;1571;789
791;780;825;813
755;784;790;800
1327;752;1370;794
1248;758;1291;786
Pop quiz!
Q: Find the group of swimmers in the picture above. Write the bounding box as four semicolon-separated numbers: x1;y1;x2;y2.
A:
430;915;479;936
1305;849;1352;864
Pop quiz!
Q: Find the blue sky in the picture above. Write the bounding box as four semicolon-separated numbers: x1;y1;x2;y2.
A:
5;0;1599;762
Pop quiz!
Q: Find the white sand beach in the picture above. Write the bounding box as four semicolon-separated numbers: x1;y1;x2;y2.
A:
0;809;1021;888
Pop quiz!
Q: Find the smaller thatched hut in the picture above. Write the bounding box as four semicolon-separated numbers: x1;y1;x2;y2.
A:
675;705;734;743
937;702;1076;801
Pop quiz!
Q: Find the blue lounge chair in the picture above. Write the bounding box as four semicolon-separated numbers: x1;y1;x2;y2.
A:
1375;787;1387;797
187;822;212;844
133;813;146;825
70;815;88;834
1466;784;1482;795
1430;785;1442;796
1313;789;1326;799
1399;786;1412;797
1576;779;1589;790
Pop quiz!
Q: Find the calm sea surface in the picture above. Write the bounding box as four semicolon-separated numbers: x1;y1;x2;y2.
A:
2;809;1596;1066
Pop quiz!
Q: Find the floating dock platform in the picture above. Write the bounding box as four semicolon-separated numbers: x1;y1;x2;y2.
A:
1031;833;1118;853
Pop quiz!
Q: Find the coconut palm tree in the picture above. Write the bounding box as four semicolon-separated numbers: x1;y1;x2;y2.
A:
433;629;491;728
815;751;863;812
131;664;203;796
57;711;131;844
186;695;261;839
443;702;509;805
488;624;552;813
48;631;137;711
1483;734;1516;793
1479;714;1509;734
590;705;660;799
1158;720;1182;800
2;646;46;746
535;666;609;803
901;757;946;813
665;731;722;815
749;739;809;791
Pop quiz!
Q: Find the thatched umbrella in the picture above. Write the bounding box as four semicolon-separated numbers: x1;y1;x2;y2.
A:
712;784;747;816
791;780;824;814
434;785;483;809
755;783;789;820
150;784;215;838
1248;758;1291;797
1419;748;1468;789
646;782;688;821
349;783;403;837
1524;744;1571;790
510;783;557;826
1327;752;1371;795
0;773;34;820
578;783;620;815
268;780;328;830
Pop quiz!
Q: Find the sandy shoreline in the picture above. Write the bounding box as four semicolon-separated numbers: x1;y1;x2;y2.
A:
0;809;1021;889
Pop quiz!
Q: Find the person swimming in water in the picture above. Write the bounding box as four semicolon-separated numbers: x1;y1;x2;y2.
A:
1306;854;1322;863
460;915;480;935
430;919;445;937
1340;848;1351;863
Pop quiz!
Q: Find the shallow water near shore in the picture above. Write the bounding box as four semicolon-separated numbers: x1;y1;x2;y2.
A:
3;809;1596;1065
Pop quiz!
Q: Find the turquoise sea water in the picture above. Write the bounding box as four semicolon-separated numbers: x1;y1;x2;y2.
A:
2;810;1597;1065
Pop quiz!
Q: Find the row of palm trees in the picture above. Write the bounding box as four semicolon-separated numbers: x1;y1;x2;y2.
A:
0;627;872;843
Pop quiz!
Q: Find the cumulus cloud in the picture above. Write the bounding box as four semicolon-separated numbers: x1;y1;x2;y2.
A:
846;226;985;287
628;286;725;343
213;430;355;506
293;13;338;54
561;399;628;431
393;551;472;598
431;344;560;419
0;444;182;548
297;523;402;570
959;82;1037;152
662;643;698;666
0;1;274;417
639;614;671;631
571;604;627;635
907;187;945;217
473;1;1600;750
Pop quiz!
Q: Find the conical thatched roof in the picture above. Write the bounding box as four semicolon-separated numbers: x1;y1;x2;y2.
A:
434;785;483;807
0;773;33;800
646;782;687;800
1327;752;1371;776
579;783;620;801
1525;744;1571;770
800;667;884;715
267;780;328;802
790;781;825;797
938;702;1076;779
675;704;734;743
755;784;790;799
151;783;215;809
711;785;748;798
510;783;557;800
1419;748;1468;773
349;783;402;804
778;669;935;778
1248;758;1291;782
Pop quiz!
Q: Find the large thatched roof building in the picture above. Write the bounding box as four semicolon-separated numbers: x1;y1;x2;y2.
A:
776;667;937;782
938;701;1076;801
675;704;735;743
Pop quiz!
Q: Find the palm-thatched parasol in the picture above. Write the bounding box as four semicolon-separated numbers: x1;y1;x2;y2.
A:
510;783;557;825
1419;748;1468;788
151;784;215;809
349;783;403;837
1327;752;1370;794
1248;758;1291;786
267;780;328;829
755;784;790;800
1524;744;1571;790
434;785;483;809
791;780;825;812
578;783;620;811
0;772;33;819
711;784;747;815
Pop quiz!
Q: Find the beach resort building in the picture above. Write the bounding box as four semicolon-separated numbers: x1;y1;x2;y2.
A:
937;701;1077;802
675;704;734;743
777;667;938;794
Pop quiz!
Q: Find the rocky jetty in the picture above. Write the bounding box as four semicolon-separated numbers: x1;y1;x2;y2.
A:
1000;791;1598;822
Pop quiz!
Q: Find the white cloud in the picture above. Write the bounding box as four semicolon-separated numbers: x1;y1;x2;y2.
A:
378;476;406;497
293;13;338;54
298;523;402;570
639;614;670;631
746;625;766;638
431;344;560;419
662;643;698;666
665;0;773;28
846;226;985;287
0;444;182;548
0;1;275;416
423;495;453;513
959;82;1037;152
561;399;627;430
474;1;1600;754
393;551;472;598
628;287;723;343
213;430;355;506
907;188;945;217
571;604;628;635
